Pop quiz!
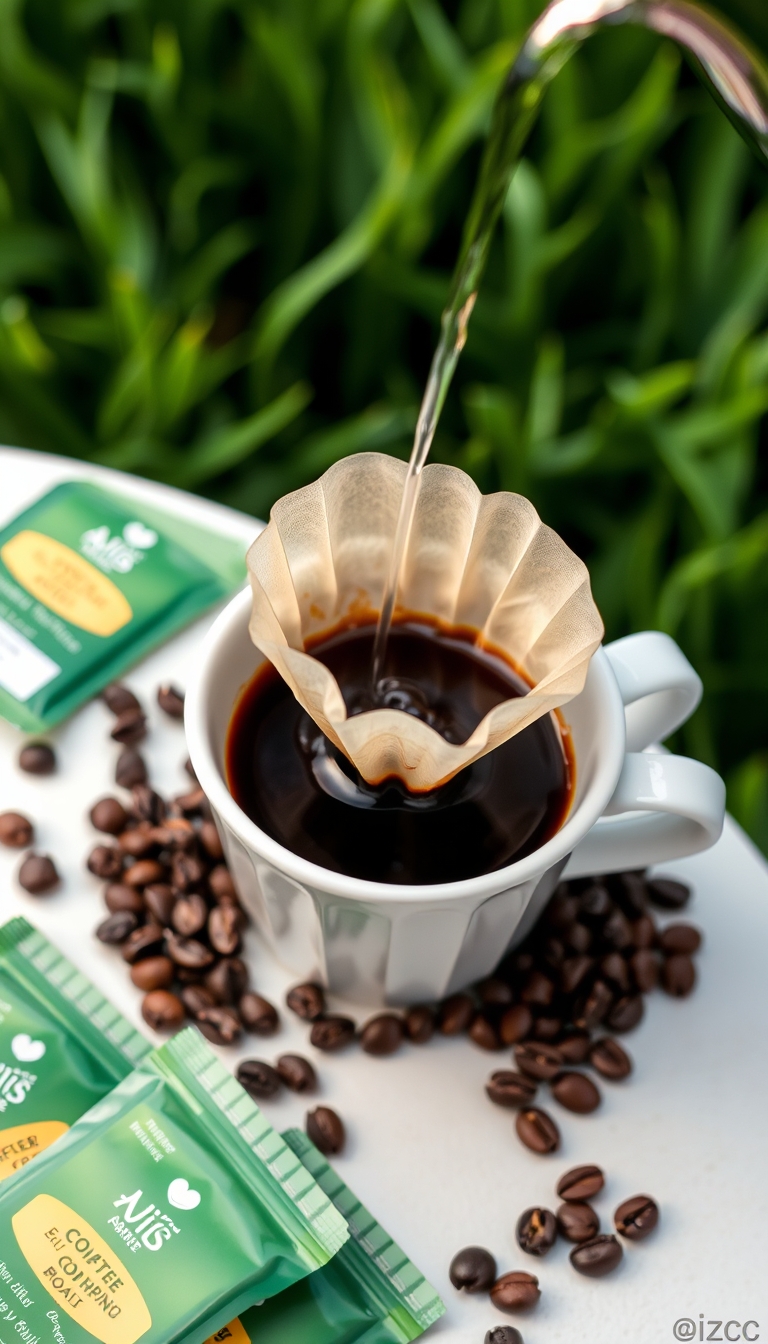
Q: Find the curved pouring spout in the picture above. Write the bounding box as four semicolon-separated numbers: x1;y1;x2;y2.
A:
370;0;768;686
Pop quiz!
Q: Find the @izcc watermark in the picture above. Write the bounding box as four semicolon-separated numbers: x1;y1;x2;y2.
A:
673;1320;760;1341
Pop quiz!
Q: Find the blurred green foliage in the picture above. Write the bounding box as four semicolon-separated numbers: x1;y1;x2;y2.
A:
0;0;766;853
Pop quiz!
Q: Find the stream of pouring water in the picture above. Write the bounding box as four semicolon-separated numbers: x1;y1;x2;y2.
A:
370;0;768;689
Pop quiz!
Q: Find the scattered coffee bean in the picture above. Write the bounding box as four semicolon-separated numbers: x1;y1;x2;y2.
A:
196;1005;242;1045
565;921;592;954
130;956;174;991
609;871;648;918
286;983;326;1020
489;1271;540;1312
556;1165;605;1202
208;904;242;956
18;852;60;894
630;914;657;949
103;684;141;715
551;1071;601;1114
659;923;701;954
360;1014;403;1055
166;933;215;969
131;784;166;825
437;993;475;1035
486;1070;537;1108
661;953;696;997
236;1059;282;1099
96;911;138;944
602;908;633;950
404;1005;434;1044
175;788;208;815
118;825;155;858
171;850;207;890
208;864;237;901
646;877;690;910
180;984;216;1016
205;957;249;1004
574;979;613;1030
172;893;208;937
630;949;659;992
514;1042;563;1081
104;882;145;915
560;955;595;995
485;1328;524;1344
115;747;147;787
310;1015;356;1051
500;1005;534;1045
121;924;165;964
478;976;514;1006
516;1207;557;1256
87;845;124;880
614;1195;659;1240
276;1054;317;1092
569;1234;623;1277
306;1105;345;1154
142;989;185;1031
123;859;166;888
515;1107;560;1154
199;821;223;860
600;952;630;993
557;1200;599;1243
556;1030;591;1064
605;994;644;1033
449;1246;497;1292
469;1012;501;1050
239;992;279;1035
89;797;129;835
111;708;147;744
157;683;185;718
578;882;611;921
532;1015;562;1041
520;970;555;1007
0;811;33;848
589;1036;632;1080
18;742;56;775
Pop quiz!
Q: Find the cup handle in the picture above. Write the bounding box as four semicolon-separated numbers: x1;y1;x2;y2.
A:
563;632;725;878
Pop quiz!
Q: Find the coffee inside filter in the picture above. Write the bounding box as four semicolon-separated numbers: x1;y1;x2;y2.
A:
246;452;604;792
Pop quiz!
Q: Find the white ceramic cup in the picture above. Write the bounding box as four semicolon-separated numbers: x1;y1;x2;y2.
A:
186;588;725;1005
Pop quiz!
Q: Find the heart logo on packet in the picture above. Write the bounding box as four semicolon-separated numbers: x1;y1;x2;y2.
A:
123;521;158;550
167;1178;201;1211
11;1033;46;1063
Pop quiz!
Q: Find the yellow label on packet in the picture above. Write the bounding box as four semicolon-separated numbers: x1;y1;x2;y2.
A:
1;530;133;636
0;1120;69;1180
12;1193;152;1344
205;1320;251;1344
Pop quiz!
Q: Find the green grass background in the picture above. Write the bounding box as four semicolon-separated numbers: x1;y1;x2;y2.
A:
0;0;766;854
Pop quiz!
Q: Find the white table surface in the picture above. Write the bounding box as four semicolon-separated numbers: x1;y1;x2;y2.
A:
1;445;767;1344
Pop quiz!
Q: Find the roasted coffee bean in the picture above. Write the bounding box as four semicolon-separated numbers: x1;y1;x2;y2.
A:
196;1005;242;1045
448;1246;497;1292
152;817;196;849
239;992;279;1035
87;845;124;880
310;1015;356;1051
115;748;147;788
532;1016;562;1042
142;990;185;1031
551;1071;601;1114
489;1271;540;1312
514;1042;562;1081
600;952;630;993
143;883;176;925
130;956;174;991
131;785;166;825
565;921;592;954
602;909;633;950
516;1207;557;1256
286;982;326;1020
630;949;659;993
404;1005;434;1044
485;1327;524;1344
478;977;514;1006
18;853;60;894
180;984;216;1016
111;708;147;744
557;1201;600;1243
560;955;594;995
96;911;138;944
646;877;690;911
614;1194;659;1240
306;1105;345;1155
208;904;242;956
103;684;141;715
176;966;207;985
573;979;613;1030
589;1037;632;1081
165;933;215;969
578;883;611;921
659;923;702;954
172;893;208;937
199;821;223;860
556;1030;591;1064
118;826;157;859
630;914;657;949
171;851;207;891
105;882;145;915
0;811;33;848
121;923;165;964
208;864;237;902
546;887;579;930
89;797;129;835
569;1234;623;1277
520;971;555;1007
205;957;248;1004
556;1165;605;1202
606;994;644;1033
500;1004;533;1045
608;871;648;918
542;937;566;969
175;788;207;815
157;683;185;718
515;1107;560;1154
18;742;56;775
437;993;475;1035
276;1054;317;1092
236;1059;282;1099
361;1014;403;1056
661;953;696;997
124;859;166;888
485;1071;537;1109
469;1012;501;1051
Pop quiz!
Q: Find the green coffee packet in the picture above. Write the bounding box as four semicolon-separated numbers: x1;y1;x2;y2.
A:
204;1129;445;1344
0;480;246;731
0;1027;348;1344
0;916;151;1183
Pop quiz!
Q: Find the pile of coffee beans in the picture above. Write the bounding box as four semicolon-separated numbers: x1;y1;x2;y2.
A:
1;741;61;893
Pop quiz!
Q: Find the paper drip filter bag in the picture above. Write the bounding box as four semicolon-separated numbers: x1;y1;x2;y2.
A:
246;453;604;793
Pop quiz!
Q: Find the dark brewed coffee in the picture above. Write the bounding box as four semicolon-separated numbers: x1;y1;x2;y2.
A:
226;619;574;884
